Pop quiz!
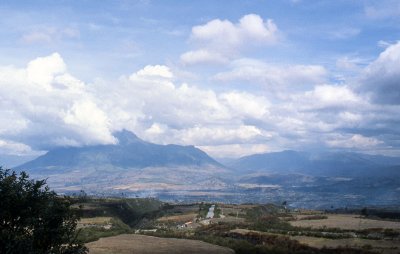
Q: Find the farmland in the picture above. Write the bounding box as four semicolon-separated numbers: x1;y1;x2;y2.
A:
87;234;234;254
73;197;400;253
290;214;400;230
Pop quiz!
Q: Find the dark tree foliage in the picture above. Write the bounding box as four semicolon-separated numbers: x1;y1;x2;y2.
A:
0;167;87;254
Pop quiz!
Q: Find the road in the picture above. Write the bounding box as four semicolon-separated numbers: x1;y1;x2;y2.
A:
206;205;215;219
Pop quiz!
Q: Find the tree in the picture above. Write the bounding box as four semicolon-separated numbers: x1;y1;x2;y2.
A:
0;167;87;254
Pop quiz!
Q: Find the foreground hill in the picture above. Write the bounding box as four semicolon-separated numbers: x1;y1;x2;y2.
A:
87;234;234;254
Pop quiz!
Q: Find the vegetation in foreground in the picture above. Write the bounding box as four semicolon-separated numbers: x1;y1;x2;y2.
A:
74;196;400;254
0;167;87;254
2;166;400;254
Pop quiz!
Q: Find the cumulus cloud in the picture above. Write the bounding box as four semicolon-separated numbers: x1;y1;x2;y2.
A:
0;139;40;156
2;45;400;158
298;85;363;109
357;41;400;104
132;64;174;79
214;59;327;90
97;64;271;147
0;53;115;152
181;14;279;65
174;125;270;146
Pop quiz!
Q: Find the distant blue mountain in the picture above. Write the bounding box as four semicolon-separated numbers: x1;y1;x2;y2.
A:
229;150;400;177
16;130;223;172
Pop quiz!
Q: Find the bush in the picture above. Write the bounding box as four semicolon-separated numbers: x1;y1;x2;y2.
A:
0;167;87;254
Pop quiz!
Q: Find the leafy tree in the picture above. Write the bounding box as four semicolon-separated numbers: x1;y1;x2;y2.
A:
0;167;87;254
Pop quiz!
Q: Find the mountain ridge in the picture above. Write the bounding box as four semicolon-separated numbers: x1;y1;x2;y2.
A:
228;150;400;177
16;130;223;172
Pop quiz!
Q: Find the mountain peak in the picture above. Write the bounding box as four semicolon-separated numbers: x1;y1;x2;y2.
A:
16;129;223;171
113;129;145;145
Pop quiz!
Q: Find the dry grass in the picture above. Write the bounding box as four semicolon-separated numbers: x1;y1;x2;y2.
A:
77;217;113;229
79;217;112;225
231;228;400;254
290;214;400;230
292;236;400;254
157;212;197;223
87;234;234;254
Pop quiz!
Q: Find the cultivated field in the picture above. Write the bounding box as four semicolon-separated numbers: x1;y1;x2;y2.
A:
292;236;400;254
157;212;197;223
290;214;400;230
87;234;234;254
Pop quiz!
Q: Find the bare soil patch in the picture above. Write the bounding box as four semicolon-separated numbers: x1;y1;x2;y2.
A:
292;235;400;254
290;214;400;230
87;234;234;254
157;212;197;223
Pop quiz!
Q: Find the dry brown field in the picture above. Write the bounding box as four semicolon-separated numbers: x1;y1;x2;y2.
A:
292;236;400;254
231;228;400;254
290;214;400;230
87;234;234;254
77;217;112;229
157;212;197;223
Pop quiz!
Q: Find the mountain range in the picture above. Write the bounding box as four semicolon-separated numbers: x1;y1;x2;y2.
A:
228;150;400;178
18;130;222;172
7;130;400;208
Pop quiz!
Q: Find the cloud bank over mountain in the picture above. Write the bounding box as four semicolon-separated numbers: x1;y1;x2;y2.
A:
0;2;399;159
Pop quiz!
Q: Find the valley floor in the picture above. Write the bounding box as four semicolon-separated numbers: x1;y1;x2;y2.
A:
76;198;400;254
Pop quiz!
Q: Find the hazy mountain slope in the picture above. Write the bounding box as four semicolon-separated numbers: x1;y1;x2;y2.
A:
229;150;400;177
14;130;229;194
0;154;40;168
17;130;222;172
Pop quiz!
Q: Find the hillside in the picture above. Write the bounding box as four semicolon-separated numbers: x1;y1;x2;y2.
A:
15;130;229;194
17;130;222;172
229;150;400;177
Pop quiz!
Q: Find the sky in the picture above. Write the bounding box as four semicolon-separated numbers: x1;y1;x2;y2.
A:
0;0;400;160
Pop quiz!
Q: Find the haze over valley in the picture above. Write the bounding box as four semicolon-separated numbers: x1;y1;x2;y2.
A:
14;130;400;209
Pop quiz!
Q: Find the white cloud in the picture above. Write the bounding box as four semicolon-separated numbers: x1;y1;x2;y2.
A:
1;47;399;158
359;41;400;104
220;91;269;119
20;27;80;44
21;32;52;44
0;53;115;151
0;139;38;156
133;64;174;79
329;28;360;39
180;49;228;65
364;0;400;19
214;59;327;90
27;53;66;87
181;14;279;65
326;134;383;149
63;100;116;145
336;56;364;72
191;14;278;49
300;85;362;108
175;125;269;146
92;64;272;150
